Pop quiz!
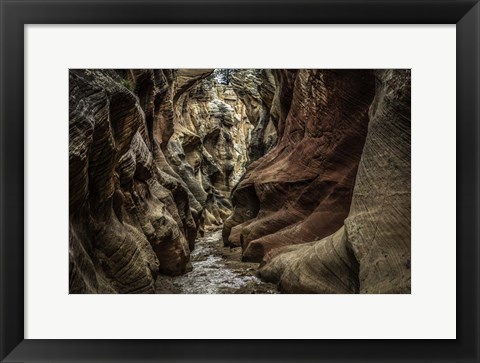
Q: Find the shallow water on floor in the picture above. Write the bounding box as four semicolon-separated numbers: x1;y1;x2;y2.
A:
155;229;278;294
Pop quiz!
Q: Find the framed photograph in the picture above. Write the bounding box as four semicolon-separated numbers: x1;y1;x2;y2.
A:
1;0;478;362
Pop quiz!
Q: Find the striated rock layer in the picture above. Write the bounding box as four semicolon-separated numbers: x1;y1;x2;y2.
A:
168;75;254;232
257;70;411;293
230;69;277;163
224;70;376;264
69;69;253;293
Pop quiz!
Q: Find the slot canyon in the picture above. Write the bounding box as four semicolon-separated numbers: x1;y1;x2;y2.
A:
69;69;411;294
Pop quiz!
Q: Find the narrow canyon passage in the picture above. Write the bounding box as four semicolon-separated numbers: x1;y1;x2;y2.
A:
155;229;277;294
69;69;411;294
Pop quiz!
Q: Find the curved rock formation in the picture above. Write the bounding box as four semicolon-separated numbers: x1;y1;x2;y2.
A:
70;68;411;294
258;69;411;293
224;70;376;264
230;69;276;163
168;74;253;232
69;69;253;293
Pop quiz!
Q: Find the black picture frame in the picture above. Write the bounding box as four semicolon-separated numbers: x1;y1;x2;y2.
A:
1;0;478;362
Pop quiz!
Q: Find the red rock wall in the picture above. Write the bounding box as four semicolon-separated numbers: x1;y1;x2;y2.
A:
224;70;376;263
258;69;411;293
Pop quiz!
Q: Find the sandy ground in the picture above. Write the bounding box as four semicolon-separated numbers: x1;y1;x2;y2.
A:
155;229;278;294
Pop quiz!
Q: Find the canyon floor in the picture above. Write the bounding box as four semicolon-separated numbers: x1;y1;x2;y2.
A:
155;229;278;294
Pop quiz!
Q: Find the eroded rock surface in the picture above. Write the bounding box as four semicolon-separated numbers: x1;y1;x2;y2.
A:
230;69;277;163
69;69;253;293
224;70;376;264
257;70;411;293
70;68;411;294
168;75;254;231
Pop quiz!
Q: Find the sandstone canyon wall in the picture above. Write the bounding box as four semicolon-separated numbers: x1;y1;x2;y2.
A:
69;68;411;294
69;69;254;293
253;70;412;293
230;69;277;163
223;70;376;263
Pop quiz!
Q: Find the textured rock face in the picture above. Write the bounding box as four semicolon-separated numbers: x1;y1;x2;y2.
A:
69;69;252;293
230;69;276;163
223;70;376;264
258;70;411;293
70;68;411;294
168;75;253;231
